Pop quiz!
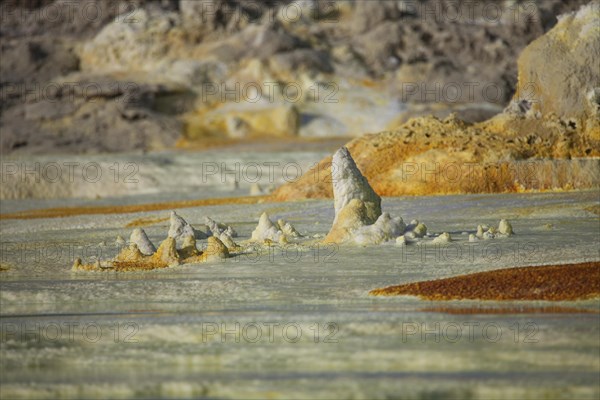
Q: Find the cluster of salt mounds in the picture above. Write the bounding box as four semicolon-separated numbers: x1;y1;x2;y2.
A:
468;219;514;242
73;147;515;271
72;209;303;271
73;211;232;271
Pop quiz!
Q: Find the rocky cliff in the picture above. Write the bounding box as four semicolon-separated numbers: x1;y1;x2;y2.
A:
272;1;600;199
0;0;590;154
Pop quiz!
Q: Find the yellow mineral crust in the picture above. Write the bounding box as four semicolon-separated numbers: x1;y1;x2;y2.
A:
202;236;230;261
322;199;371;244
271;114;600;201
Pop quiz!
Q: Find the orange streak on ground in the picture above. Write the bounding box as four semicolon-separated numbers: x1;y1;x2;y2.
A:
0;196;271;220
419;306;599;314
125;216;170;228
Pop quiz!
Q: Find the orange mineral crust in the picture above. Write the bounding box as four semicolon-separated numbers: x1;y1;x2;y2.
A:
370;261;600;301
0;196;269;220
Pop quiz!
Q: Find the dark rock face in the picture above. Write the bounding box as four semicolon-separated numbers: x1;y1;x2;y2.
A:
1;37;79;109
0;0;591;154
510;2;600;150
270;49;334;74
0;0;184;154
513;3;600;122
349;0;590;103
0;75;183;154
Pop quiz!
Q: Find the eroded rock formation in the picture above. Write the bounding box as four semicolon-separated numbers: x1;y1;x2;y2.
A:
331;147;381;225
129;228;156;256
323;148;405;245
250;212;284;243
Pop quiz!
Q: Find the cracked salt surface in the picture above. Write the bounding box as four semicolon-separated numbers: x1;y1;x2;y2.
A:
1;189;599;399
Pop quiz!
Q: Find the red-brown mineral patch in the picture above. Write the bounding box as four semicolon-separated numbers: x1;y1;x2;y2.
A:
370;261;600;301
